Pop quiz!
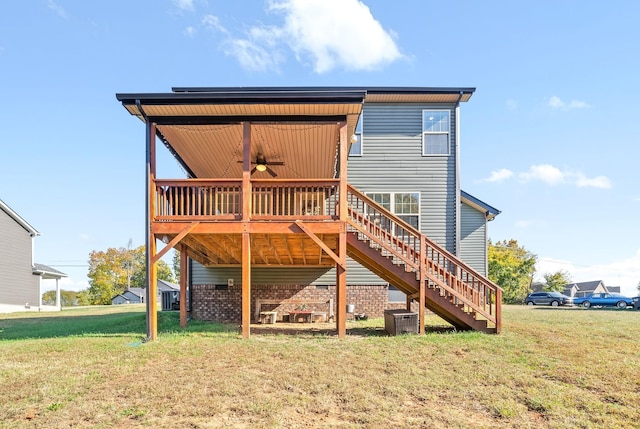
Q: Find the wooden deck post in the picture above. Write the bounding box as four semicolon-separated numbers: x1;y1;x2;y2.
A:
241;121;252;339
179;244;188;329
418;235;426;335
495;288;502;334
145;121;158;341
336;121;348;338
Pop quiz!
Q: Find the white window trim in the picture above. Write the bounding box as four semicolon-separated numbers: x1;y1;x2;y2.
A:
365;191;421;231
422;109;450;156
349;112;363;157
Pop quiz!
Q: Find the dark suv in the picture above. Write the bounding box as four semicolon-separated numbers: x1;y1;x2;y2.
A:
525;292;573;307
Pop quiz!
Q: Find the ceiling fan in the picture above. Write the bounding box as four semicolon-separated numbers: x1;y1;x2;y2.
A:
237;153;285;177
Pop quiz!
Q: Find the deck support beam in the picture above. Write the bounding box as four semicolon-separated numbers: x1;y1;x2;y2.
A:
145;121;158;341
295;220;344;268
179;244;188;329
151;222;200;265
418;235;426;335
241;122;252;339
241;231;251;339
336;121;348;339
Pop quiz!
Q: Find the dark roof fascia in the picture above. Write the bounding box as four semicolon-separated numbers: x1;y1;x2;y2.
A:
171;86;476;97
116;89;367;107
460;190;501;220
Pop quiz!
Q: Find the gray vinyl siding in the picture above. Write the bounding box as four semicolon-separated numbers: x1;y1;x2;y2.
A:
459;202;487;276
0;209;40;306
191;264;332;285
345;103;457;284
191;102;458;287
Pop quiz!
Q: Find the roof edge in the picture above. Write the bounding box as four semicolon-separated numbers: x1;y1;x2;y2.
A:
461;190;501;220
0;198;40;236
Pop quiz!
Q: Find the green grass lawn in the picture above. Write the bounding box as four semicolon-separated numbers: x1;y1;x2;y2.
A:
1;305;639;428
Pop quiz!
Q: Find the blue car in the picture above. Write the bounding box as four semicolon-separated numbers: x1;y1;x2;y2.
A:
573;293;634;309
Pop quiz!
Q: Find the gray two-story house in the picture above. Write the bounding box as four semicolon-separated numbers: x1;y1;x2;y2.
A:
116;86;502;340
0;198;67;312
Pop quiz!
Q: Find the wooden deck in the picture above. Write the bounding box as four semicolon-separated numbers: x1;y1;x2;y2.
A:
151;178;343;268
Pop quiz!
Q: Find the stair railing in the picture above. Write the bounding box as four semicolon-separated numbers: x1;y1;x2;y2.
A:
346;184;502;331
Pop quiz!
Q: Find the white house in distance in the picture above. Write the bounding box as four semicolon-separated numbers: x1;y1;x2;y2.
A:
0;198;67;312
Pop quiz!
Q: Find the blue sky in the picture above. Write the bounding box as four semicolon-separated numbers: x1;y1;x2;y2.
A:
1;0;639;296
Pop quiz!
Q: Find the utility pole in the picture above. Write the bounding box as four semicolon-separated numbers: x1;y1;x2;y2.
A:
126;238;133;289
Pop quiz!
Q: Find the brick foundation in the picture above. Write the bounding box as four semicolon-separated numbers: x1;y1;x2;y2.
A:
191;284;394;322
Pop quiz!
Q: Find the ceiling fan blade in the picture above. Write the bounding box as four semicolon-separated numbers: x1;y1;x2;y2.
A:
266;166;277;177
251;166;257;174
269;161;285;166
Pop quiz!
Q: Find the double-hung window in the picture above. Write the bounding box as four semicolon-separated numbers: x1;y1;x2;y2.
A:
366;192;420;231
349;113;363;156
422;110;450;156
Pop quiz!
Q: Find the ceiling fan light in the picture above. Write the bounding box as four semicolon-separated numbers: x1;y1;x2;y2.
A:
255;163;267;172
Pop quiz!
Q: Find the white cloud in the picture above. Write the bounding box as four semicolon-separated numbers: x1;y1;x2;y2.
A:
548;95;591;110
536;250;640;297
482;168;513;183
482;164;612;189
202;14;228;34
202;0;402;73
226;38;285;72
184;26;197;37
575;173;612;189
506;99;517;110
79;233;90;241
519;164;565;185
47;0;68;19
173;0;195;11
269;0;402;73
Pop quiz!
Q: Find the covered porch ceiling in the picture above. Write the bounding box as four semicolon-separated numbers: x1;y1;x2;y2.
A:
115;87;474;180
116;88;366;179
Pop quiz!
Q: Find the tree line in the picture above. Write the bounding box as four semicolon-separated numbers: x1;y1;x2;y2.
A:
488;239;572;303
43;245;180;306
46;239;625;307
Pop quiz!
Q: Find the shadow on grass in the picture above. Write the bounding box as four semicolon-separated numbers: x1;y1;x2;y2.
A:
1;309;463;341
0;310;234;341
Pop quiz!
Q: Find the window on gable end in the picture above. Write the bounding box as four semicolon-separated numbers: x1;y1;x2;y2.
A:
422;110;450;156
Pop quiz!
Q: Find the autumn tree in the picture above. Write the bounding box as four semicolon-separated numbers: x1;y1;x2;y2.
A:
488;239;537;304
41;290;81;307
543;270;572;292
86;245;175;305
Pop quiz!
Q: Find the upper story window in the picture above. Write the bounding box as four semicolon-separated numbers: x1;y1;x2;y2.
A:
349;113;363;156
422;110;450;156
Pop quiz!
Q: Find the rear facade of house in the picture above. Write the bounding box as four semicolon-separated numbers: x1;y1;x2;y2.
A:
183;89;499;323
116;86;502;338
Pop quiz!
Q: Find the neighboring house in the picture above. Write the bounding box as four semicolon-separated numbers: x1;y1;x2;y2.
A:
563;280;608;298
607;286;621;294
530;282;545;293
111;280;180;311
0;199;67;312
117;86;502;338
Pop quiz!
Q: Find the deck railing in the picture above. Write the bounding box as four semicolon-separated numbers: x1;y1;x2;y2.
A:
346;184;502;330
154;179;339;221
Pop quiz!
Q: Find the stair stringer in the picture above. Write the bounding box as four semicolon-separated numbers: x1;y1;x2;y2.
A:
346;232;494;333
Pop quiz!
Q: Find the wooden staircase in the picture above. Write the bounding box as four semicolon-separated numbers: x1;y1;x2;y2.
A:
345;185;502;334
